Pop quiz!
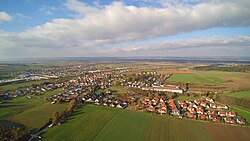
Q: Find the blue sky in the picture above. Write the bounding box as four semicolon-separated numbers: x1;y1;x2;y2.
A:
0;0;250;58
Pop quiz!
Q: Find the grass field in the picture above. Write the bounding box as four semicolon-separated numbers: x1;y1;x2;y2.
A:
225;91;250;98
174;96;200;101
231;106;250;123
0;88;65;130
94;110;150;141
108;86;127;95
42;105;121;141
145;116;212;141
167;71;250;86
41;105;250;141
167;72;225;85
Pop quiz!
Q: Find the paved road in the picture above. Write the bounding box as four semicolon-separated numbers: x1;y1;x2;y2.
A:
27;125;50;141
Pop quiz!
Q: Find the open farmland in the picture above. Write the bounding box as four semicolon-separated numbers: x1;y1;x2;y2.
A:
0;89;66;130
41;105;250;141
168;72;226;84
225;91;250;98
94;110;150;141
42;105;121;141
231;106;250;123
167;71;250;92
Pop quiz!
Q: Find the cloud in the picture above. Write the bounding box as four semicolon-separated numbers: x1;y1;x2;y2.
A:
38;5;62;15
23;0;250;43
65;0;100;16
98;36;250;57
0;0;250;58
0;11;12;23
116;36;250;52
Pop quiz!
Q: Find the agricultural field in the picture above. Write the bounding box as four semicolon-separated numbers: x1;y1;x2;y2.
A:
0;88;66;130
42;105;121;141
167;71;250;91
168;71;225;84
224;91;250;98
231;106;250;123
94;110;150;141
41;105;250;141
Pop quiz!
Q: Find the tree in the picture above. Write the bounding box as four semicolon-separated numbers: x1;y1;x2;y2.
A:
51;111;60;124
67;99;77;112
60;110;67;122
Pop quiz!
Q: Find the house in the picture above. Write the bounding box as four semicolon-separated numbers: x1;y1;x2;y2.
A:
157;107;167;115
159;98;164;103
192;104;198;109
146;106;155;112
200;102;207;107
187;105;193;111
206;97;214;103
236;118;246;125
207;110;216;115
190;109;196;114
116;104;123;108
142;85;183;93
210;103;217;109
218;111;226;117
194;99;201;105
224;117;236;124
200;114;207;120
172;108;180;116
110;103;115;107
209;115;217;121
226;112;236;117
187;112;196;119
181;103;187;109
197;109;204;114
217;104;228;110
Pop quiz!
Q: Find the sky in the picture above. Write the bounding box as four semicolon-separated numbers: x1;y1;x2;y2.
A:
0;0;250;59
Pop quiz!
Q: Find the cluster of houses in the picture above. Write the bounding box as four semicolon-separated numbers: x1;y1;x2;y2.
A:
116;71;171;89
141;96;246;125
47;73;113;104
0;82;63;100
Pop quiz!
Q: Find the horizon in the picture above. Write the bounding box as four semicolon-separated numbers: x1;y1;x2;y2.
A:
0;0;250;58
1;56;250;64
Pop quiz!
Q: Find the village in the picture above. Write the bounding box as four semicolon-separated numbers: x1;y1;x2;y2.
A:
0;67;247;127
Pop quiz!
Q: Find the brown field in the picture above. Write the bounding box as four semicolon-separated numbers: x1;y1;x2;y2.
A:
205;123;250;141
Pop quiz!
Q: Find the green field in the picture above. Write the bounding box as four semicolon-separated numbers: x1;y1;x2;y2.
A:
167;72;225;84
42;105;121;141
0;88;65;130
231;106;250;123
174;96;200;101
225;91;250;98
41;105;250;141
94;110;150;141
108;86;127;95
